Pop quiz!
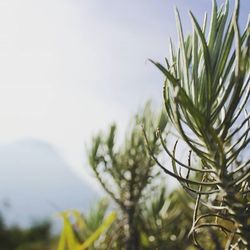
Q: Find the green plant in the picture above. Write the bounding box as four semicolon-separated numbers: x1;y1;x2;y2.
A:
139;187;194;250
148;0;250;248
0;213;54;250
88;103;168;250
57;200;116;250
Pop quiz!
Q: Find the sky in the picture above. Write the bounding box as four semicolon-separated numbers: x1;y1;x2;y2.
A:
0;0;249;189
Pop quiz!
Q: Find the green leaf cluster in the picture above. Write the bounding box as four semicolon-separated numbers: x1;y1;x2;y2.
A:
151;0;250;248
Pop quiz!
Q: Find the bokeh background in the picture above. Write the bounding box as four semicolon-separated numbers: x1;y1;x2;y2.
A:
0;0;249;231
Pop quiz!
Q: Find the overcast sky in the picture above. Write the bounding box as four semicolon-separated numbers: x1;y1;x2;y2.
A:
0;0;249;186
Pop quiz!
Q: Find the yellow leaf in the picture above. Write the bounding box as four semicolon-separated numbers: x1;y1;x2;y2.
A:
79;212;117;250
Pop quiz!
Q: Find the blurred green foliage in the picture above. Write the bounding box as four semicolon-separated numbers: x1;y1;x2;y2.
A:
88;103;169;250
57;201;116;250
57;189;195;250
0;213;56;250
139;187;194;250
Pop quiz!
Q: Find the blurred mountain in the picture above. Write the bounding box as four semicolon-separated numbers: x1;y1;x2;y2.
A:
0;139;98;228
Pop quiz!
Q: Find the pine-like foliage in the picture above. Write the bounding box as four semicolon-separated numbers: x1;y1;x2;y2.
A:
149;0;250;248
140;187;193;250
88;103;168;250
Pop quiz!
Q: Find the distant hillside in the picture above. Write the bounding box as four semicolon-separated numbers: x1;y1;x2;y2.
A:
0;139;99;228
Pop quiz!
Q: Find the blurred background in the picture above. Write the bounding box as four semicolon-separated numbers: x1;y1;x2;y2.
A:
0;0;249;249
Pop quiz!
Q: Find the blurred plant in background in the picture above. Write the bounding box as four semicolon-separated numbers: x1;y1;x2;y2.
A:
0;213;56;250
57;188;195;250
139;187;194;250
88;103;168;250
57;200;116;250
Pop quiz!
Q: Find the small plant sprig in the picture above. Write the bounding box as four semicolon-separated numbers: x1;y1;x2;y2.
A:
147;0;250;248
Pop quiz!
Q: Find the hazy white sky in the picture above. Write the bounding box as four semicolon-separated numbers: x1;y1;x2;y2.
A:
0;0;249;186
